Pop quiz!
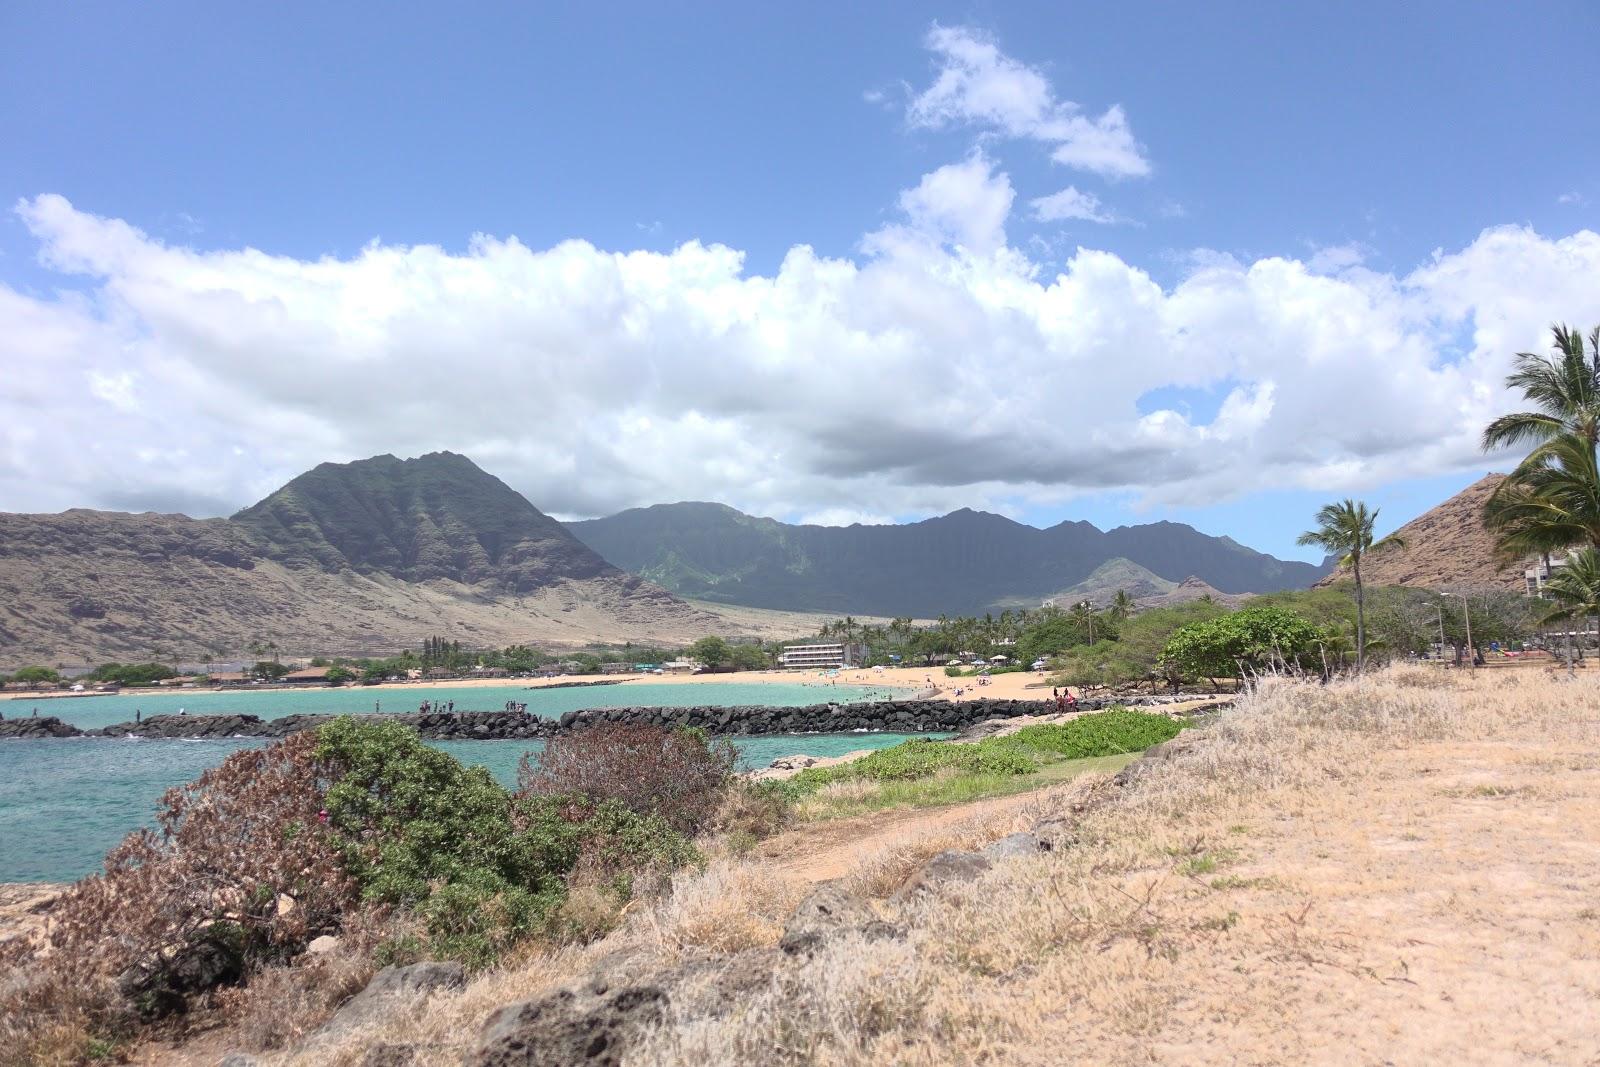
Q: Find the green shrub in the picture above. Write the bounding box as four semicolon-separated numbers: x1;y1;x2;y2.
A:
315;718;701;965
1003;708;1184;758
312;721;568;964
787;738;1036;794
9;665;60;685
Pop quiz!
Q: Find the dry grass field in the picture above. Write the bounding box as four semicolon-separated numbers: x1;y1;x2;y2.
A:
127;665;1600;1065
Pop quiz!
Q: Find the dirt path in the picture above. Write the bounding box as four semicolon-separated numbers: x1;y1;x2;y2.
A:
749;788;1059;885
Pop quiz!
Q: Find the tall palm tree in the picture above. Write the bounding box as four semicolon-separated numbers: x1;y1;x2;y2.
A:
1482;325;1600;565
1483;431;1600;557
1297;500;1406;672
1532;547;1600;665
1481;325;1600;454
1109;589;1134;620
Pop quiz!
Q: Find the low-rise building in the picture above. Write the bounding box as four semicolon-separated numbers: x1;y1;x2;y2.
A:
778;643;863;670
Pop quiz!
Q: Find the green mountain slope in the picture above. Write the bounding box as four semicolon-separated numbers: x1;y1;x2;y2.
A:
232;452;614;592
566;503;1330;617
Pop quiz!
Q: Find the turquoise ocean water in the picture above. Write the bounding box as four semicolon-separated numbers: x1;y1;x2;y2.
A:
0;682;924;883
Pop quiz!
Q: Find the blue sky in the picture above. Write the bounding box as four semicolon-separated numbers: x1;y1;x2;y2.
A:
2;2;1598;559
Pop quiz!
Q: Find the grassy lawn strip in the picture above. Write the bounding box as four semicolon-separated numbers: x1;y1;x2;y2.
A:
767;709;1184;819
793;753;1138;820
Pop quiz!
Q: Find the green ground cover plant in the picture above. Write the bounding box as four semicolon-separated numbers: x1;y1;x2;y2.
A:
794;753;1139;820
773;709;1184;805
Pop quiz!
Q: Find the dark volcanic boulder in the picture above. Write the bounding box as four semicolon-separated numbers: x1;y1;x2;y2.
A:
319;962;466;1036
475;978;667;1066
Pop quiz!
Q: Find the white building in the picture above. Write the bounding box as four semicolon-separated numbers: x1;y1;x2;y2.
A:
1525;552;1575;596
778;643;862;669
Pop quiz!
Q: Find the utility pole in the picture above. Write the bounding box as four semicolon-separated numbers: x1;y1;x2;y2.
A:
1436;603;1447;661
1460;593;1475;668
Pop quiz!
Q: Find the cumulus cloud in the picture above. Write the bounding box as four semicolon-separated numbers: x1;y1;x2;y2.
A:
2;185;1599;525
1031;186;1115;224
909;25;1150;179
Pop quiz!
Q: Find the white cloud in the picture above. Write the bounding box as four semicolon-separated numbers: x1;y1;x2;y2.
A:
909;25;1150;179
3;187;1599;524
1305;242;1369;274
1031;186;1115;224
882;154;1015;253
1557;191;1587;206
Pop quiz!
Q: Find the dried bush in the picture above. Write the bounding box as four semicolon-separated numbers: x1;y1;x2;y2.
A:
1;732;352;1060
51;733;350;1009
517;724;737;835
712;780;793;841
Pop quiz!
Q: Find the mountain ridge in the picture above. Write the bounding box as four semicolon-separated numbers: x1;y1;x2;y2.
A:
567;501;1330;617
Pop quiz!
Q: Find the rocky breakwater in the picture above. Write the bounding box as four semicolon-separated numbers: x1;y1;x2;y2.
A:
0;715;82;739
92;710;556;741
5;697;1165;742
552;697;1067;735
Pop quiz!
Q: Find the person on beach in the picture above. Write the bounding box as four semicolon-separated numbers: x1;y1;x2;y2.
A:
135;709;141;724
448;701;454;712
1065;690;1078;710
375;700;380;713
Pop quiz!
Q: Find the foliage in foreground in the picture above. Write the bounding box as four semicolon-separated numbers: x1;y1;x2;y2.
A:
1;718;720;1061
517;723;737;836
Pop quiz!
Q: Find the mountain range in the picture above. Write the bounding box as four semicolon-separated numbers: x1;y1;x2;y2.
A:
0;453;716;664
1;451;1344;665
566;502;1329;617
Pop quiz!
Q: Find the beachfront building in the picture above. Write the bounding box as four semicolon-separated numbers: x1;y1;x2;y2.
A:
662;659;698;673
778;643;863;670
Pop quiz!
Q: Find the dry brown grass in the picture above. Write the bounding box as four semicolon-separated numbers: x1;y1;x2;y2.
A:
189;666;1600;1065
645;861;807;959
630;666;1600;1066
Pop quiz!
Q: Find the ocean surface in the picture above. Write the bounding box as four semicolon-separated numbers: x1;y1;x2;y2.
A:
0;681;925;883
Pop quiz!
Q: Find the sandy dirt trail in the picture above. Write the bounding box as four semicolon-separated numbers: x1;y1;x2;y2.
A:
749;789;1051;885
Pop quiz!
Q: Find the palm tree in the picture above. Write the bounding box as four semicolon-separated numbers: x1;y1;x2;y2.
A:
1297;500;1406;672
1481;325;1600;454
1483;431;1600;557
1109;589;1134;620
1532;547;1600;665
1481;325;1600;567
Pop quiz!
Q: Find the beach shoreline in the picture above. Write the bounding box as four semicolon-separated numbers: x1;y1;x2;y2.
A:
0;665;1060;704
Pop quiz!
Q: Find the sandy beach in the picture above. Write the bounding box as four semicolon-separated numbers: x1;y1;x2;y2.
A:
1;665;1058;703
